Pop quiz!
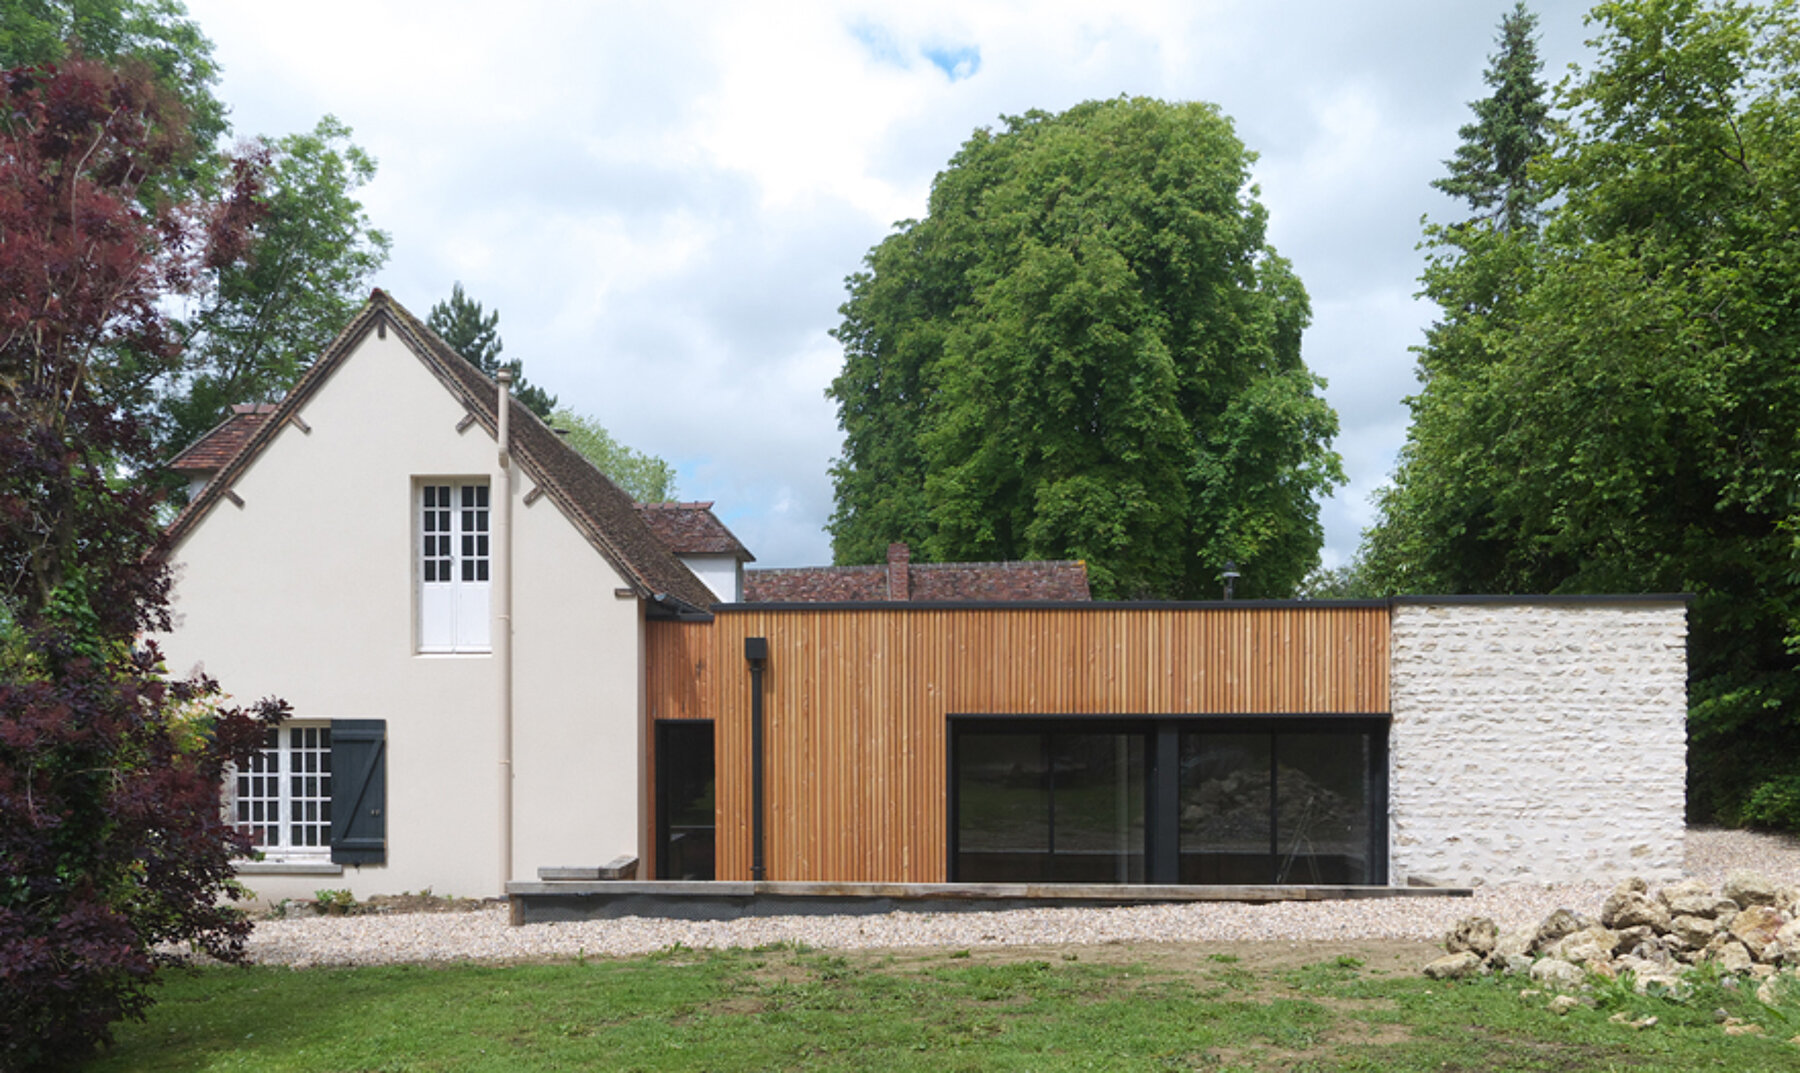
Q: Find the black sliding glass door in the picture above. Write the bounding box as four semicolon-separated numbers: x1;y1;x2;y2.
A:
1178;730;1374;884
951;717;1385;886
955;728;1145;883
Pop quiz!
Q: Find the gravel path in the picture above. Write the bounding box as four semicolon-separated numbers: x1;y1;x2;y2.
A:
241;827;1800;967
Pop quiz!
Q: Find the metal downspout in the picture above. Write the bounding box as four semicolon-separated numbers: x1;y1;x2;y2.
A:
745;637;769;881
496;371;514;894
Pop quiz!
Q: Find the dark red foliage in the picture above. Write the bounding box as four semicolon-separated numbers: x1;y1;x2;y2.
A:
0;57;278;1072
0;659;287;1069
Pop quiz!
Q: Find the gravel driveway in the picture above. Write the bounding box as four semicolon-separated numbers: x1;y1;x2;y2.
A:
241;827;1800;967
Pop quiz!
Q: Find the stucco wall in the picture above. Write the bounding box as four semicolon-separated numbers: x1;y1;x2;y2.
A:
1388;600;1687;887
162;326;645;902
679;553;740;603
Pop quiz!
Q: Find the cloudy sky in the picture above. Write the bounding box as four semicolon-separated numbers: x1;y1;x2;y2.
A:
185;0;1597;571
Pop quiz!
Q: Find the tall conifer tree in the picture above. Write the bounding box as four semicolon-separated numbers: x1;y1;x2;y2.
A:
1434;2;1551;234
427;282;557;419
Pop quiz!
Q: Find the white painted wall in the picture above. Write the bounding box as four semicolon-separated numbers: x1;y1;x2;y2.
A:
163;325;646;902
1387;600;1688;887
679;553;740;603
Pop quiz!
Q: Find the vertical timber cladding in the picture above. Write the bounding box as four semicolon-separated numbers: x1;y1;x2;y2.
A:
644;604;1391;883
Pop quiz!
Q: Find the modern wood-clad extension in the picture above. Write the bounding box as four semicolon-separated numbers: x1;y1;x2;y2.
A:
645;603;1391;883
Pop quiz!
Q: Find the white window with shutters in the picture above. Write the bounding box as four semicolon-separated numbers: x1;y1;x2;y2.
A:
418;480;491;652
234;722;332;861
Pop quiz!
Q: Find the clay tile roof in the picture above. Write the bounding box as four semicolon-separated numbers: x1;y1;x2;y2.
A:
167;404;280;475
165;291;717;612
744;544;1090;603
742;565;888;602
906;560;1091;601
634;502;755;561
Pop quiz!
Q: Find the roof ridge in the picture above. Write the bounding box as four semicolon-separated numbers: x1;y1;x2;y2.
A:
379;298;715;607
164;291;716;610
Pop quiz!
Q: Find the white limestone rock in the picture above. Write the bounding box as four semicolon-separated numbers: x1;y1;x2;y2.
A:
1424;951;1484;980
1727;905;1788;962
1669;914;1718;950
1530;957;1587;992
1445;916;1499;958
1723;870;1778;908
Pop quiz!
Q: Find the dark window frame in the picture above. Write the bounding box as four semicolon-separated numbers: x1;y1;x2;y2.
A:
947;713;1388;886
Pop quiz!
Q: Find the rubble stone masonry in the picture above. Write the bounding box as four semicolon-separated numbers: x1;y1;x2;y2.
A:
1388;599;1688;887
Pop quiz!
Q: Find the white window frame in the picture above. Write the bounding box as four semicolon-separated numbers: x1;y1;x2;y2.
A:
417;479;491;653
233;721;333;862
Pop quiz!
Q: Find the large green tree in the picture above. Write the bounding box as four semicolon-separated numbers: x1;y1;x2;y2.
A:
3;2;392;458
1362;2;1554;593
828;97;1343;599
427;282;557;419
158;116;391;452
550;409;678;502
1365;0;1800;827
0;0;226;151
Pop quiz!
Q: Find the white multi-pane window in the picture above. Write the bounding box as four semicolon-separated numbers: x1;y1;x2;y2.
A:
236;723;332;859
419;481;491;652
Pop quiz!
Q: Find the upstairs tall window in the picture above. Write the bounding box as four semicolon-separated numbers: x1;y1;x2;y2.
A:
419;481;490;652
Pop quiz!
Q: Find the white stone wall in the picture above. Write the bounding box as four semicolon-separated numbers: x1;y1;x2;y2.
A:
1388;600;1687;887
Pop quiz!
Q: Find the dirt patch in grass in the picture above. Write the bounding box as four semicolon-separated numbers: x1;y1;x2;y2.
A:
863;937;1436;976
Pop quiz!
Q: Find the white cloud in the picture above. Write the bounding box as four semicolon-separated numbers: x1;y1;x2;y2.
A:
186;0;1599;571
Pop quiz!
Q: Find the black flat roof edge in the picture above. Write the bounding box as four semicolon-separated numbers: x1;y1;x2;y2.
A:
713;594;1690;613
1387;593;1693;606
716;599;1390;612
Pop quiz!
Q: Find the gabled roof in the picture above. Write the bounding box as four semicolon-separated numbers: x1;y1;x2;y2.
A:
743;543;1090;603
164;290;716;611
635;502;755;561
167;403;279;475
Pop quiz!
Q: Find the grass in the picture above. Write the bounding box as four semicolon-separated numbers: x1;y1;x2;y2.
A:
84;945;1800;1072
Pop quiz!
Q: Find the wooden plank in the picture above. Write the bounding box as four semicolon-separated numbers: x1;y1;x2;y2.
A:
645;605;1390;884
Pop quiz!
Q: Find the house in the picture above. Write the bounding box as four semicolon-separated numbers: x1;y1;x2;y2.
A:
161;290;713;904
161;291;1690;905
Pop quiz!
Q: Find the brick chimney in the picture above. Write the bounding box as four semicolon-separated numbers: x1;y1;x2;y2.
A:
887;542;911;601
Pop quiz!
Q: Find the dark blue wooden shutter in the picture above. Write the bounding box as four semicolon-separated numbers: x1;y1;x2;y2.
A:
330;720;386;865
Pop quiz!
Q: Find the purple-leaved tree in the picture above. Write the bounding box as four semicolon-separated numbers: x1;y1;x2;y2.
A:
0;55;286;1070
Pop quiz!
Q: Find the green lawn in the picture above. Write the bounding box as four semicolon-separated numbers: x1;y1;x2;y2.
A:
85;944;1800;1072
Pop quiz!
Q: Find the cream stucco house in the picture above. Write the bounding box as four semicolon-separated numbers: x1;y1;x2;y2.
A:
161;290;715;903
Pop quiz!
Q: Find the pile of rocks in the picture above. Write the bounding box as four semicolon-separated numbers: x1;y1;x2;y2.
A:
1425;870;1800;1006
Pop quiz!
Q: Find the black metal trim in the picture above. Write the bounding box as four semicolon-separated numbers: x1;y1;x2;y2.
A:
1150;724;1179;884
1371;727;1391;885
647;593;715;621
952;711;1389;726
944;727;959;883
713;598;1391;612
710;593;1691;613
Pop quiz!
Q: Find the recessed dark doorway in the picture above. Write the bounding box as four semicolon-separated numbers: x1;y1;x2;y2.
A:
656;721;716;880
